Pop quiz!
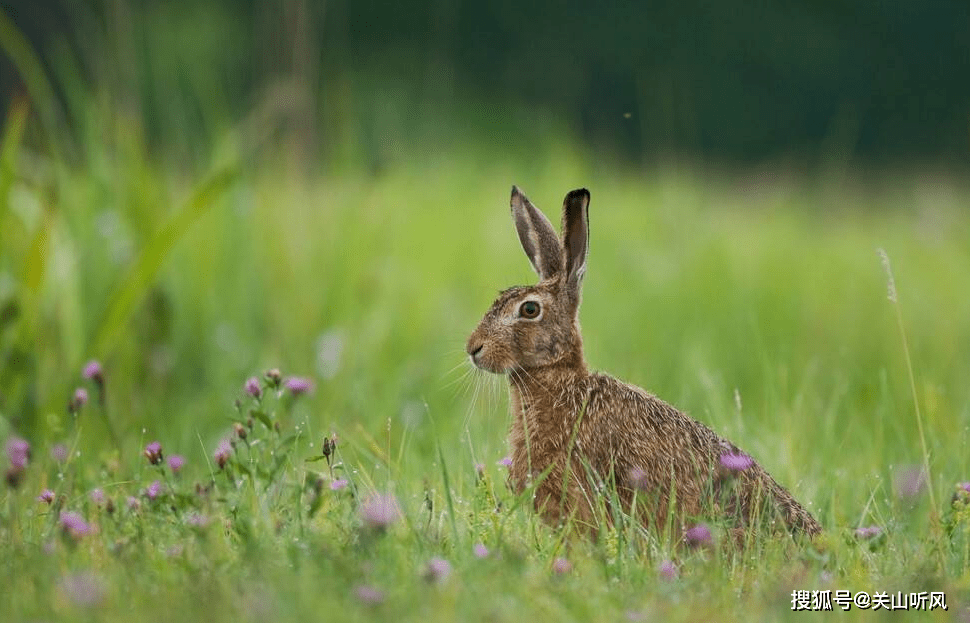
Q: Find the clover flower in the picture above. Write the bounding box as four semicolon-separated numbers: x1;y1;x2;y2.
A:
719;452;754;472
244;376;262;398
60;511;93;540
423;557;452;584
214;439;233;469
284;377;314;396
658;560;678;580
167;454;185;473
684;524;713;548
82;360;103;383
360;494;402;530
144;441;163;465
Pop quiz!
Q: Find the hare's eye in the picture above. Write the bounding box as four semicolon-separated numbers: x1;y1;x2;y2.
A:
519;301;541;319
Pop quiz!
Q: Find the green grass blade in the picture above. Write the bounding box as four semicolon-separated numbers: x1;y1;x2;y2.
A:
437;441;459;545
89;166;238;358
0;7;63;158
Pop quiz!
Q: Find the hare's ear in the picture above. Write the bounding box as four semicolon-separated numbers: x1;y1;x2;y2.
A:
561;188;590;294
510;186;563;280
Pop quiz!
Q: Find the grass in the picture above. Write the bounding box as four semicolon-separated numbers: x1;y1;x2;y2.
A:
3;17;970;621
2;146;970;620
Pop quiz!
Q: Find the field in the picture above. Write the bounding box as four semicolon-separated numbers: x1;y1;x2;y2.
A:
3;21;970;621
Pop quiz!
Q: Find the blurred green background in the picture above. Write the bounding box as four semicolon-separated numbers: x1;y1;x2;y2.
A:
1;0;969;512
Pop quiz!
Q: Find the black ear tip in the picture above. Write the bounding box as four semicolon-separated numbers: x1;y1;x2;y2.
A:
565;188;590;203
511;185;521;197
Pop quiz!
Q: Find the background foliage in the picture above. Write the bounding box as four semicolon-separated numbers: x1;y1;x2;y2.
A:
1;1;970;621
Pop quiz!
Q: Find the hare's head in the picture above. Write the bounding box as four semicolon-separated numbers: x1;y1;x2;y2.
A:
466;186;590;374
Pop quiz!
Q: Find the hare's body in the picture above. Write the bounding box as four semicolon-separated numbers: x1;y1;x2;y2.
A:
467;187;821;538
507;362;820;535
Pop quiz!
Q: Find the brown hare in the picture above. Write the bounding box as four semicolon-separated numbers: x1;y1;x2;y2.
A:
466;186;821;540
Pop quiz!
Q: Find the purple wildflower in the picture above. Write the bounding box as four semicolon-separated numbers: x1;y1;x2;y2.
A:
89;488;106;507
58;572;106;607
497;456;513;468
629;467;650;490
145;480;163;500
473;543;490;558
82;360;103;383
359;493;402;530
186;513;210;529
552;557;573;574
60;511;93;540
51;443;69;463
214;439;233;469
244;376;262;398
284;376;314;396
684;524;713;548
719;452;754;472
126;496;141;512
423;557;452;584
144;441;163;465
6;437;30;470
38;489;55;504
330;479;348;491
354;585;385;606
658;560;678;580
960;482;970;494
167;454;185;473
265;368;282;387
854;525;882;540
70;387;89;412
894;465;927;501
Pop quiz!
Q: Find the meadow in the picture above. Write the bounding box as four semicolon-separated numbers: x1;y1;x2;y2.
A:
3;15;970;622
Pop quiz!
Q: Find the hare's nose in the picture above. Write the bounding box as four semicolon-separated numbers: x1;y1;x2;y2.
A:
467;343;484;359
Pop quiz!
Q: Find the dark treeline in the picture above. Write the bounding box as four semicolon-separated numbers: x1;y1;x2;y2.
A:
3;0;969;165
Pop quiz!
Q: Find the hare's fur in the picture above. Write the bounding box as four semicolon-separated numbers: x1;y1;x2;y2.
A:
466;187;821;538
